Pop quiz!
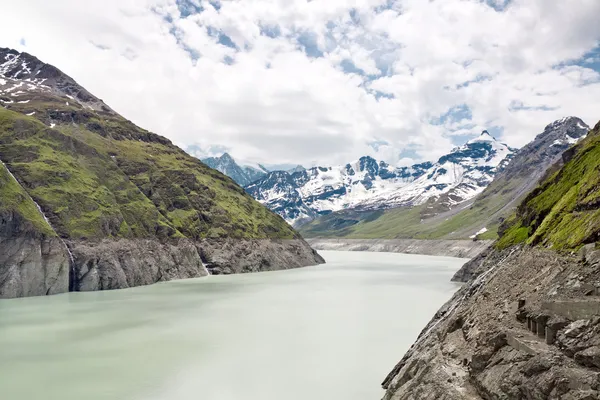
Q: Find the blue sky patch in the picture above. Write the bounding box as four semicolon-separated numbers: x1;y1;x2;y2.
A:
169;25;201;62
372;91;395;100
556;46;600;83
398;147;421;162
218;32;237;49
485;0;512;12
297;32;324;58
175;0;203;18
260;24;281;38
453;74;494;90
368;139;389;151
207;26;237;50
431;104;473;126
374;0;397;13
340;59;363;74
508;100;558;112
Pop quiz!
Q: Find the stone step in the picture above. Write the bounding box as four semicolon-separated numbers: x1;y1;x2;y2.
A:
506;330;553;356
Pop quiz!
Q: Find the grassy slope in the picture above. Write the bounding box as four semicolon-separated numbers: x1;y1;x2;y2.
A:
300;178;521;240
498;122;600;250
0;100;297;241
0;160;55;237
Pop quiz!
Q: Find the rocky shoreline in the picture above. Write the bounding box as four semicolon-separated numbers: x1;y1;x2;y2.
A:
0;235;324;298
306;238;492;259
382;245;600;399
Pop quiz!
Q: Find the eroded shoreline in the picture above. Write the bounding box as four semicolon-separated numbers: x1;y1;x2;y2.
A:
306;238;492;259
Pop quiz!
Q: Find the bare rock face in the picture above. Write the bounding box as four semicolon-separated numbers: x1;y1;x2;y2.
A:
68;238;324;292
0;201;324;297
451;246;503;282
1;236;324;297
0;212;69;298
198;238;325;275
383;247;600;399
70;239;208;291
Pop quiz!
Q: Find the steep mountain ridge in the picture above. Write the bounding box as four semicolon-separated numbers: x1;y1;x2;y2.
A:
498;118;600;250
202;152;267;186
300;117;589;240
359;131;515;212
247;132;515;226
245;170;318;226
0;48;323;298
382;118;600;400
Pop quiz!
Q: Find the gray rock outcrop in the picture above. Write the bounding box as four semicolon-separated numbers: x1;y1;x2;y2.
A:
2;236;324;297
69;238;324;292
0;211;69;298
382;247;600;399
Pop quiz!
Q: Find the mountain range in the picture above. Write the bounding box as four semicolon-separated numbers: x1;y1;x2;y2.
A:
202;117;589;241
202;153;269;186
234;131;516;226
0;47;322;298
201;153;306;187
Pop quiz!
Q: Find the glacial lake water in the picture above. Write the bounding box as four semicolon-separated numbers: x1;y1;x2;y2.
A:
0;250;466;400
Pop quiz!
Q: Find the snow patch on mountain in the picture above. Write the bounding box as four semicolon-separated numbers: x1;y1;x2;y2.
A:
0;48;113;113
470;227;488;239
359;131;515;211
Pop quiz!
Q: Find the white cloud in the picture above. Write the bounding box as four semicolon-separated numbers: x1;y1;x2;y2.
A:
1;0;600;167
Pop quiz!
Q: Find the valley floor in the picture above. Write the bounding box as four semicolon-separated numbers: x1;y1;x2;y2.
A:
306;238;492;259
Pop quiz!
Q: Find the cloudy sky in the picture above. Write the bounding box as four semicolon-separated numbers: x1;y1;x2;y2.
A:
2;0;600;167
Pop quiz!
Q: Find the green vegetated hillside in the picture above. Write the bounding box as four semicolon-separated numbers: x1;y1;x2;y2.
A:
0;100;297;242
299;177;526;241
0;160;56;237
1;48;322;299
498;121;600;250
300;203;495;240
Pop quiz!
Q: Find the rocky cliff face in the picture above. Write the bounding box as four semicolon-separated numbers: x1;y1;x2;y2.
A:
68;238;322;291
0;48;323;298
0;211;69;298
0;159;70;298
382;247;600;399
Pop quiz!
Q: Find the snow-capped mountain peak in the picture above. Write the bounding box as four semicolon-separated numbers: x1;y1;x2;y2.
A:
357;132;516;213
535;116;589;150
202;153;268;186
468;130;496;143
0;48;112;113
